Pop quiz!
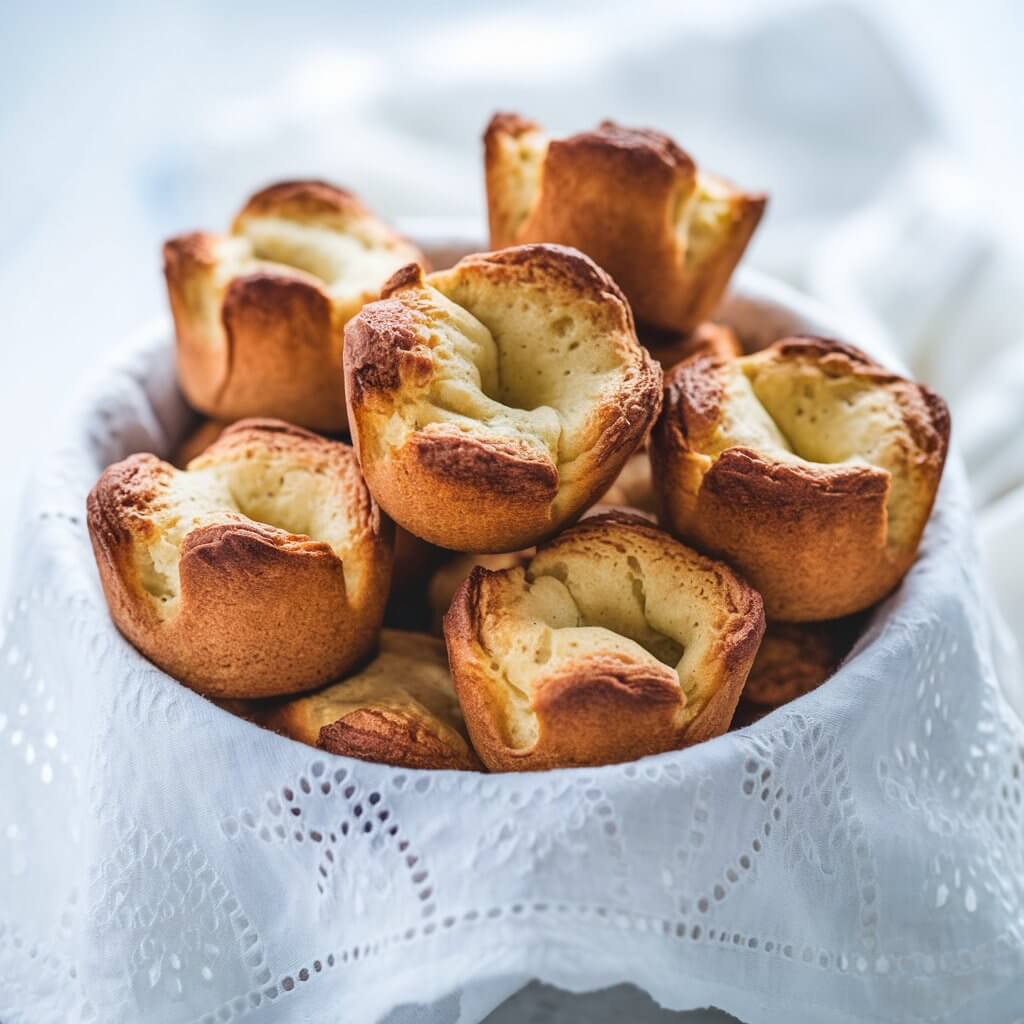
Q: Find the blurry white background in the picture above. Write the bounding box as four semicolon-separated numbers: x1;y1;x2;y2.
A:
1;1;1023;1019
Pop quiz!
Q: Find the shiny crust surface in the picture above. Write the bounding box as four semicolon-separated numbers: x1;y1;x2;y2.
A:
652;337;950;620
87;419;393;698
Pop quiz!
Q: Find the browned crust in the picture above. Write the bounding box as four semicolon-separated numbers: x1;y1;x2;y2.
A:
234;179;367;223
561;516;765;752
163;231;220;273
652;337;950;621
164;180;425;432
342;295;434;406
164;234;347;431
359;427;560;553
344;243;662;553
557;120;697;185
443;513;764;771
317;708;483;771
483;112;766;333
685;190;766;329
484;111;542;143
451;243;637;332
380;261;427;298
196;417;357;461
413;431;559;497
252;630;483;770
86;421;393;699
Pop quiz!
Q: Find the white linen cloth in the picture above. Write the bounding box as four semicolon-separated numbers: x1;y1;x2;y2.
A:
1;266;1022;1024
3;3;1024;1021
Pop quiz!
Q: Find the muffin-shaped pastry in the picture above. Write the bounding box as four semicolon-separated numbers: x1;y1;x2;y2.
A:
344;244;662;552
484;113;765;334
87;419;393;699
652;337;950;621
444;512;764;771
164;180;424;432
257;630;481;770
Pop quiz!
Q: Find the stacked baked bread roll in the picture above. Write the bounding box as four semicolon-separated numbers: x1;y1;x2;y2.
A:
87;115;950;773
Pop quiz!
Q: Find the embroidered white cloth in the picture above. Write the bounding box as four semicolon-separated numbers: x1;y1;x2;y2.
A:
1;267;1022;1024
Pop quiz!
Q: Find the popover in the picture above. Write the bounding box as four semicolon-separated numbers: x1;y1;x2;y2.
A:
344;244;662;552
444;512;765;771
87;419;393;699
257;630;481;770
484;113;766;334
169;417;439;595
652;337;950;621
164;180;424;432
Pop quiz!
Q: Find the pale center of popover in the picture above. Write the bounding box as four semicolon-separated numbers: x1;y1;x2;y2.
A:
673;172;740;268
387;274;628;489
498;129;549;237
702;355;920;547
138;454;359;617
213;215;412;307
482;541;717;749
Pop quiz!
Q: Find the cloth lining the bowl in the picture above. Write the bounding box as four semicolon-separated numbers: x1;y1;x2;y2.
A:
0;270;1021;1024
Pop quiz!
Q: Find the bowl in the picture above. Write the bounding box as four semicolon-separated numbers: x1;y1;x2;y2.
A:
2;232;1019;1024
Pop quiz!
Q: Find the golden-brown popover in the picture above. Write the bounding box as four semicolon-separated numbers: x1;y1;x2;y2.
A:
163;180;424;432
344;244;662;552
652;337;950;621
256;630;482;770
87;419;393;699
484;113;765;334
444;512;764;771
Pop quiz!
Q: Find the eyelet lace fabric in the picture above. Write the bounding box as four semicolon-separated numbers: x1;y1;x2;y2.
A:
1;271;1022;1024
